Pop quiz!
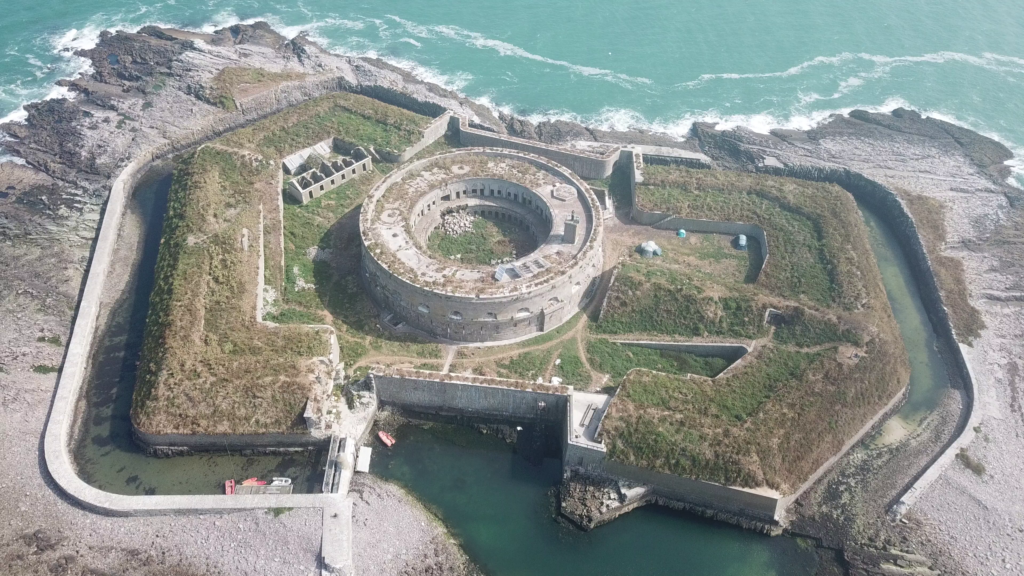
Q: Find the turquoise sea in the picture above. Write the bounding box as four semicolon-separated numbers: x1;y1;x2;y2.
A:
1;0;1023;185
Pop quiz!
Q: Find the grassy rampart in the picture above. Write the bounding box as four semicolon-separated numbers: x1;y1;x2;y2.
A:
132;147;328;435
133;93;436;435
598;165;909;493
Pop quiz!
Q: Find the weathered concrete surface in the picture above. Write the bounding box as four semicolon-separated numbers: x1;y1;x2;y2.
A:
373;370;568;424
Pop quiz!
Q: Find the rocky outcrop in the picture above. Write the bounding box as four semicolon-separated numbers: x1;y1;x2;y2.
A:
1;99;98;180
535;119;595;144
75;29;194;89
499;111;537;140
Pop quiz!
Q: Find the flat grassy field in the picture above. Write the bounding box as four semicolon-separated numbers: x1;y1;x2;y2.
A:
133;93;439;435
597;165;910;493
427;216;535;265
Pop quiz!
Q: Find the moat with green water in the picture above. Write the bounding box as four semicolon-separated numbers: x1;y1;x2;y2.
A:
71;166;956;573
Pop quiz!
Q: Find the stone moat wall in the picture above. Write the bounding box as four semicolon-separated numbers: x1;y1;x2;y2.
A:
757;165;977;513
372;372;569;425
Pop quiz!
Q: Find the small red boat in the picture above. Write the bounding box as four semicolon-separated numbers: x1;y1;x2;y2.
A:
240;477;267;486
224;479;235;495
378;430;396;447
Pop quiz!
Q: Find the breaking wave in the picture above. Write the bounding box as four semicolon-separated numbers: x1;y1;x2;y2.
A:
384;16;652;89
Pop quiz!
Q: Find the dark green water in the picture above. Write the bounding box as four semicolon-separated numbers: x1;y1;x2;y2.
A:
73;165;326;495
372;425;818;576
860;207;952;425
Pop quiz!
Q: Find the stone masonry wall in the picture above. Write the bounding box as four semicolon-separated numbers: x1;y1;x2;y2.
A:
452;116;618;179
373;373;568;424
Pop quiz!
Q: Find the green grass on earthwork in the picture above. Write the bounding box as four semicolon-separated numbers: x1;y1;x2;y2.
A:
134;93;438;435
427;216;534;265
554;341;591;387
596;164;910;494
594;263;767;339
497;349;555;381
586;338;731;380
636;166;870;310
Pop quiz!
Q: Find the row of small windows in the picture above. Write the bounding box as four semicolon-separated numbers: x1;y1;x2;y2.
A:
415;306;533;321
415;297;564;321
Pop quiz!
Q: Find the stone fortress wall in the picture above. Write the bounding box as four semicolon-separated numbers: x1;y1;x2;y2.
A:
625;148;770;282
409;178;555;247
450;115;619;180
360;148;604;343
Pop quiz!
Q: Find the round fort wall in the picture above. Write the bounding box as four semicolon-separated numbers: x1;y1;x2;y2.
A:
359;148;603;343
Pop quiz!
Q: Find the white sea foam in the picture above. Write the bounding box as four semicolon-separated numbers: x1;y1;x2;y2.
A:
680;51;1024;89
0;153;27;166
385;16;651;89
399;38;422;48
1;84;76;125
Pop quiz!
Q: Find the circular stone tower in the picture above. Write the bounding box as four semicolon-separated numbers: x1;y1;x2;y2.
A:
359;148;603;343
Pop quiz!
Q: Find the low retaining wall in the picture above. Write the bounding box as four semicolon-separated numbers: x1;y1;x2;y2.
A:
625;149;769;281
372;370;568;424
608;340;749;365
133;429;327;454
451;115;619;179
376;111;451;163
757;165;977;516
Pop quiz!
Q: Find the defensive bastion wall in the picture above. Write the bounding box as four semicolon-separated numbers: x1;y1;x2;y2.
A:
757;165;980;516
372;370;569;425
45;73;393;517
373;369;783;522
624;149;770;282
450;115;619;180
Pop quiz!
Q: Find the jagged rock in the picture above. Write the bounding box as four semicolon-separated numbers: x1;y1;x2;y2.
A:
500;112;537;140
75;30;193;88
535;119;595;144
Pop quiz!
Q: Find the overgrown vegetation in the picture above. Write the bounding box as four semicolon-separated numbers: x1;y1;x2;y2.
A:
603;336;905;492
203;67;306;111
636;166;869;309
595;263;767;338
771;307;862;348
902;192;984;343
554;341;590;387
586;338;731;380
427;216;535;265
32;364;59;374
36;335;62;346
134;93;436;435
497;349;554;381
219;92;431;156
956;448;986;476
598;164;910;492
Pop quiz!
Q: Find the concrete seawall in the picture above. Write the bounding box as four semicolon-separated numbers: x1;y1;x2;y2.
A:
372;370;568;425
755;165;979;517
452;115;619;179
